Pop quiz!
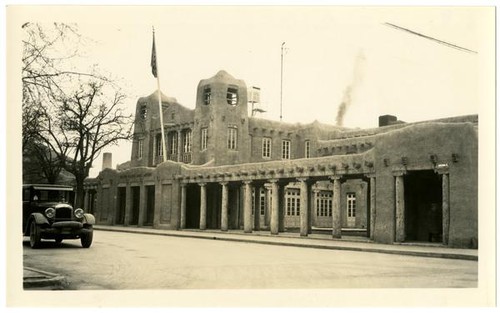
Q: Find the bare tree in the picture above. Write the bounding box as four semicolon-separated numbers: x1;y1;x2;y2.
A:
22;23;133;207
39;80;132;208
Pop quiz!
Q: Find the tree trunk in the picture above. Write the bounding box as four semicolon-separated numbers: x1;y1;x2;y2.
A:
75;176;86;209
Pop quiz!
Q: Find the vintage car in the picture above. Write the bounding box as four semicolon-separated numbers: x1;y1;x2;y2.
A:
22;184;95;248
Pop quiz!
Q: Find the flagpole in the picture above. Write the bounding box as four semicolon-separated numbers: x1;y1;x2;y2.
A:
153;27;167;162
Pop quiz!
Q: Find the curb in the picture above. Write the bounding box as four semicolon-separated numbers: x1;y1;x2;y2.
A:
24;267;66;290
94;226;478;261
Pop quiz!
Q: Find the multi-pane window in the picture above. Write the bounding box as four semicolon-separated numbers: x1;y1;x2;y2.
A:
155;134;163;157
347;193;356;218
227;87;238;105
228;126;238;150
170;133;178;155
201;128;208;151
282;140;291;159
252;189;266;216
286;189;300;216
316;191;333;217
262;137;272;158
305;140;310;158
183;130;192;153
137;140;144;159
203;86;211;105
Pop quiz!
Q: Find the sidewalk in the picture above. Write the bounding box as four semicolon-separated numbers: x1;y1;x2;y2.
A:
94;225;478;261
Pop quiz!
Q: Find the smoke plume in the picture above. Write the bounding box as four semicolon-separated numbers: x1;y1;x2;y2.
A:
335;50;365;127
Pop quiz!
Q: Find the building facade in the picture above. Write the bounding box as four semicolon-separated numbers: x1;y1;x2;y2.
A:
85;70;478;248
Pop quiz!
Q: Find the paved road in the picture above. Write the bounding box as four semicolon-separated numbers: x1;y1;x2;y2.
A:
23;230;477;289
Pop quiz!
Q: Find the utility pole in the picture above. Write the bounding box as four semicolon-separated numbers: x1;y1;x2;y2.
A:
280;42;285;122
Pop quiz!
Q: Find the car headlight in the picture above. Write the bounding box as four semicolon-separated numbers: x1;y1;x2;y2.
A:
74;208;84;219
45;207;55;219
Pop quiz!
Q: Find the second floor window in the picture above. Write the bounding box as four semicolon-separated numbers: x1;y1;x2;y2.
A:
137;139;144;159
228;127;238;150
183;130;192;153
227;87;238;106
305;140;310;158
170;133;178;155
262;137;272;158
282;140;291;159
201;128;208;151
203;86;211;105
156;134;163;157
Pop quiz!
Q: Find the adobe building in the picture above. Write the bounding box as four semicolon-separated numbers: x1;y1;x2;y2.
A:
84;70;478;248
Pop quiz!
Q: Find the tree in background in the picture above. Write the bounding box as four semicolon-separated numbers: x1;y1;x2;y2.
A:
22;22;133;208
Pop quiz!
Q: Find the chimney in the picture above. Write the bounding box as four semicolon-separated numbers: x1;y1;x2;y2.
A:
379;115;397;127
102;153;112;170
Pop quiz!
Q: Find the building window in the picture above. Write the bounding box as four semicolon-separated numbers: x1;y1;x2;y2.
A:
203;86;211;105
170;133;178;155
305;140;310;158
260;189;266;215
155;134;163;157
228;126;237;150
140;105;147;119
347;193;356;218
183;130;192;153
227;87;238;106
262;137;272;158
286;188;300;216
137;139;144;159
316;191;333;217
201;128;208;151
282;140;291;159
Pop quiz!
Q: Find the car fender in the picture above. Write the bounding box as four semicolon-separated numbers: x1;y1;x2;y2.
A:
83;213;95;225
30;212;49;225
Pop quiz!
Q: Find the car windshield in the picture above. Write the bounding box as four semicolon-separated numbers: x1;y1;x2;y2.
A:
33;189;72;203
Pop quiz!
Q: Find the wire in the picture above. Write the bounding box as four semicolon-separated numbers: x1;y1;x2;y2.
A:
384;22;477;54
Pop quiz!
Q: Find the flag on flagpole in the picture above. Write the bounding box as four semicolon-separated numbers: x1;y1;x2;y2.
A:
151;31;158;78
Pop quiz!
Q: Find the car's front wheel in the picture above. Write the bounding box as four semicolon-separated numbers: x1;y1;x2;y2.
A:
81;229;93;248
29;222;42;249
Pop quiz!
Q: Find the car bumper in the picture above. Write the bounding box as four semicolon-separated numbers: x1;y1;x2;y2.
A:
40;221;92;238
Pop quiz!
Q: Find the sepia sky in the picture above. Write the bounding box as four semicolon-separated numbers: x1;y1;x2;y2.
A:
9;5;493;177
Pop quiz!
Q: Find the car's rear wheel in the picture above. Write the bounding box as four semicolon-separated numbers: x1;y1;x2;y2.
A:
29;222;42;249
81;229;93;248
54;236;63;244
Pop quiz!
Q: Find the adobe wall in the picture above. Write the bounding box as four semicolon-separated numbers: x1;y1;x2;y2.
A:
372;122;478;247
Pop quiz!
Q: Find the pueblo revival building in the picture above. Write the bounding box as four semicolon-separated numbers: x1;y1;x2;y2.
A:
85;70;478;248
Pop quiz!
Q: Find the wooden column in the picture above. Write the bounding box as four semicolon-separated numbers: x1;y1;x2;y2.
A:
264;186;271;226
394;172;406;242
180;184;187;229
199;183;207;230
177;130;182;162
153;179;162;228
253;185;261;231
243;181;253;233
270;180;279;235
124;183;132;226
298;178;309;237
137;182;146;227
331;175;342;238
278;182;286;232
220;182;228;231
